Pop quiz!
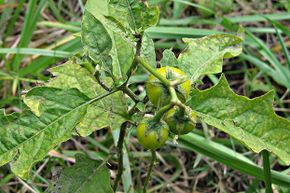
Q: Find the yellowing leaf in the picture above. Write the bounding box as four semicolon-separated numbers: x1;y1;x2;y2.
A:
45;61;127;136
187;75;290;164
0;88;89;179
82;10;135;83
85;0;159;33
178;34;243;81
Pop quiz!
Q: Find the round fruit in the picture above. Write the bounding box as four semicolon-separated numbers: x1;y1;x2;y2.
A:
136;119;169;150
164;106;196;135
146;66;190;107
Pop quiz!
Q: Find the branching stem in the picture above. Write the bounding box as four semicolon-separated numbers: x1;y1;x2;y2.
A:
123;86;139;103
169;87;187;109
94;71;112;92
113;122;129;191
112;33;143;192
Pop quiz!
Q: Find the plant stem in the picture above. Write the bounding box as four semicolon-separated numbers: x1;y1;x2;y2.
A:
169;87;178;102
152;87;188;122
82;61;95;74
113;122;129;191
94;71;112;92
169;87;187;109
262;150;273;193
123;86;139;103
137;57;171;86
126;33;142;78
143;150;156;193
153;103;174;122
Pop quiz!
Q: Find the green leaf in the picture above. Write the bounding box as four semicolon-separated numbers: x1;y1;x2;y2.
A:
187;74;290;164
47;60;98;98
141;33;156;67
109;0;160;32
47;154;113;193
82;10;136;83
178;34;243;81
0;88;89;179
85;0;160;33
109;30;135;82
160;49;179;67
45;61;127;136
81;11;113;74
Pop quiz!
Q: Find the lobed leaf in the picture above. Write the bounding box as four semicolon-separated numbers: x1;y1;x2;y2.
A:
45;60;127;136
47;154;113;193
141;33;156;67
82;0;160;83
0;60;128;178
0;88;89;179
160;49;179;67
82;10;136;84
187;75;290;164
178;34;243;81
108;0;159;32
85;0;159;33
47;60;98;98
81;11;113;75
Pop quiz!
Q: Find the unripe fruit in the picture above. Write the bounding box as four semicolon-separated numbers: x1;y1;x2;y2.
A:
136;119;169;150
164;106;196;135
146;66;190;107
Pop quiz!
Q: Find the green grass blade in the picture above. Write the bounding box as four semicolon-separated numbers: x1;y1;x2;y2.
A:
0;48;72;57
246;31;290;86
229;12;290;23
146;26;222;39
78;0;84;13
38;21;81;32
160;17;217;26
262;150;274;193
4;0;26;39
160;12;290;26
246;27;282;34
177;133;290;187
240;54;276;77
48;0;65;22
112;130;134;193
173;0;214;15
240;53;290;89
172;0;187;19
38;22;222;39
268;20;290;38
11;0;46;71
0;0;15;37
19;38;81;76
271;22;290;70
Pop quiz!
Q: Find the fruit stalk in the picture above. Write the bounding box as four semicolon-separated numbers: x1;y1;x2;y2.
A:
143;150;156;193
137;57;171;86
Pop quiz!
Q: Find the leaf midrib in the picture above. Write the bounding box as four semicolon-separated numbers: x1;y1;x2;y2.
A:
197;111;290;163
124;0;137;31
83;12;110;67
1;96;97;157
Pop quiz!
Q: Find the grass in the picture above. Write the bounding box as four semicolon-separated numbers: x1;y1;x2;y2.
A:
0;0;289;192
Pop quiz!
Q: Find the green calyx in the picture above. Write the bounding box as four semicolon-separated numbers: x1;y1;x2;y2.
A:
164;106;197;135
